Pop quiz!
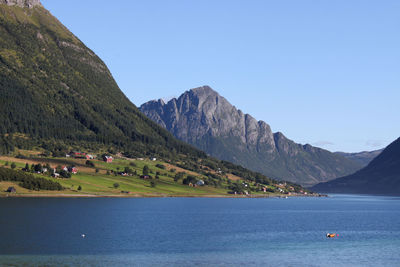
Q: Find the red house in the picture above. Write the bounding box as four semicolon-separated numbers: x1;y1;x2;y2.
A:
103;156;113;163
68;167;78;174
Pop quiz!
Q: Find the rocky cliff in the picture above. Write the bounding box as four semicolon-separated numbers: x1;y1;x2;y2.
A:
140;86;362;186
1;0;41;8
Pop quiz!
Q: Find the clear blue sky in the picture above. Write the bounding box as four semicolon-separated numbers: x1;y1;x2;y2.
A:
42;0;399;153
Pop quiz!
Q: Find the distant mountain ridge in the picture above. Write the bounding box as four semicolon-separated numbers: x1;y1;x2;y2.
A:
140;86;361;186
312;137;400;195
335;149;383;167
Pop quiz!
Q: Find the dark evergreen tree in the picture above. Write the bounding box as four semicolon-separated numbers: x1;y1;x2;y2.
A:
143;165;150;176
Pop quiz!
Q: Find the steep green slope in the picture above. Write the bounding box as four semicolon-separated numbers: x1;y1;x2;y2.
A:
312;137;400;195
0;3;202;158
0;2;303;192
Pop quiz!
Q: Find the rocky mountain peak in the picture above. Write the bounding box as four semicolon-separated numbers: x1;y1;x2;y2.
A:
141;86;276;150
140;86;362;186
190;85;217;96
1;0;41;8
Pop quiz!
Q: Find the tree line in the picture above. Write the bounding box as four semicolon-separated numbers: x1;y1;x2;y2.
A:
0;167;63;191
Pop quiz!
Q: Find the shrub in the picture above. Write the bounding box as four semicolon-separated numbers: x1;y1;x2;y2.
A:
156;164;166;169
143;165;149;175
124;167;133;174
113;183;120;188
52;151;66;157
182;175;197;185
174;172;185;182
86;160;95;167
59;170;71;178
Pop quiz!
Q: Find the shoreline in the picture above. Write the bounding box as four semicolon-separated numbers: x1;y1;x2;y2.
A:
0;192;326;199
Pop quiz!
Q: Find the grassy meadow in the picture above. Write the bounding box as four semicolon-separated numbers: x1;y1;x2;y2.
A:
0;152;274;197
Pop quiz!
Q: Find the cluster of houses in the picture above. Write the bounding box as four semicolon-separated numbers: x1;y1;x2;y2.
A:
136;157;157;161
274;182;298;194
67;152;95;160
67;152;159;164
117;172;133;177
187;180;205;187
66;151;114;163
23;166;49;174
52;166;78;178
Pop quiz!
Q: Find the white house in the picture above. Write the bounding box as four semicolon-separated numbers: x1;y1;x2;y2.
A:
196;180;205;186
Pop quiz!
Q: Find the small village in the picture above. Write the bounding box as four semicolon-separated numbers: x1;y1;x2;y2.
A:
17;152;116;179
1;149;317;197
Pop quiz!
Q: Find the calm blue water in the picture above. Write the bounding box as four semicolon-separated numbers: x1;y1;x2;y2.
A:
0;195;399;266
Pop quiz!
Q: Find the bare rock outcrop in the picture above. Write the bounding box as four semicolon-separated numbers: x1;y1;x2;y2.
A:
1;0;41;8
140;86;362;186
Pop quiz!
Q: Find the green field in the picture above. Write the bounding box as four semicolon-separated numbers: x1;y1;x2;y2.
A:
0;155;284;197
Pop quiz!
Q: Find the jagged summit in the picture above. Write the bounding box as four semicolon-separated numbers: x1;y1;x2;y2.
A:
140;86;362;186
0;0;41;8
190;85;217;95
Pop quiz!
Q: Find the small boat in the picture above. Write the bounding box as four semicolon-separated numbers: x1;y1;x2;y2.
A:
326;233;337;238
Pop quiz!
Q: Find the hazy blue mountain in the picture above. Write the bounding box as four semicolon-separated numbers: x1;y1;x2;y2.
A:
335;149;383;167
140;86;361;186
312;137;400;195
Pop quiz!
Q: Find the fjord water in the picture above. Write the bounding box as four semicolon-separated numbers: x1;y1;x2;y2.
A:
0;195;399;266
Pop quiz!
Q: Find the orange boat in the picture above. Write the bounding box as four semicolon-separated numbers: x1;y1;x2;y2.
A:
326;233;337;238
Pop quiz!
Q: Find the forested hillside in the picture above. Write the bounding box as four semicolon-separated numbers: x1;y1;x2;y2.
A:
0;2;303;191
0;3;203;159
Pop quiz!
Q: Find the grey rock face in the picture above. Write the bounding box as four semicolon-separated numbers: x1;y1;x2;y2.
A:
140;86;362;186
1;0;41;8
143;86;276;150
